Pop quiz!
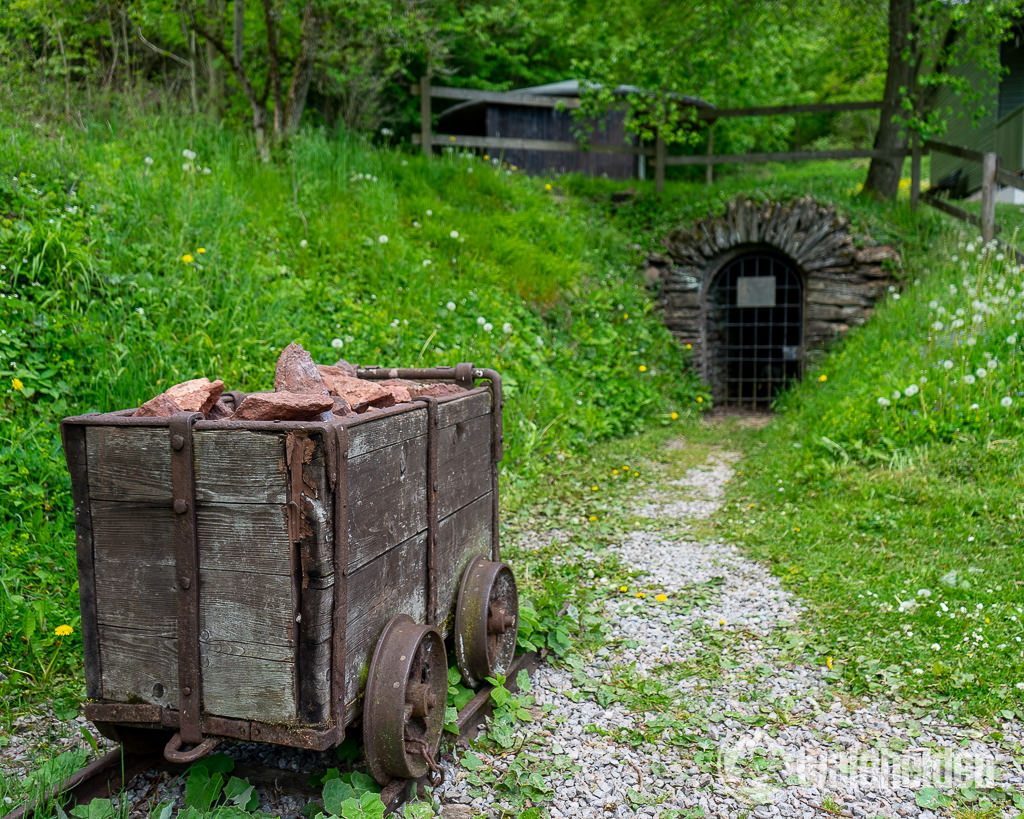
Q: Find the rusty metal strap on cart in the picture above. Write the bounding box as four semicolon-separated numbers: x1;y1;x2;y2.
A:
169;411;205;746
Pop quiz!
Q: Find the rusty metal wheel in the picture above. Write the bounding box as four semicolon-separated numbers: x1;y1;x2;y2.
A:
454;555;519;688
363;614;447;786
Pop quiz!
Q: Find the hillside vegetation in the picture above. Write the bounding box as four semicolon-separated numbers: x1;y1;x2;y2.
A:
0;107;703;718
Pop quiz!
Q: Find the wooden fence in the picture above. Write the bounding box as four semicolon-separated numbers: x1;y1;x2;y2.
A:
413;78;892;192
909;138;1024;246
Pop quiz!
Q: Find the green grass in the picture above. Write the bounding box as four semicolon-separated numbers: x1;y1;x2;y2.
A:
0;104;706;732
705;223;1024;718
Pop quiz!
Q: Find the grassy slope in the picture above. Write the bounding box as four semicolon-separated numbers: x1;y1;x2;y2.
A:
0;108;704;723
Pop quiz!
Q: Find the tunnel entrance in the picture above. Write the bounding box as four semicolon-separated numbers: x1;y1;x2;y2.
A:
706;250;803;409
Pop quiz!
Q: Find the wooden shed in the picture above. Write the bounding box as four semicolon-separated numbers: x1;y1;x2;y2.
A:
436;80;713;179
931;22;1024;199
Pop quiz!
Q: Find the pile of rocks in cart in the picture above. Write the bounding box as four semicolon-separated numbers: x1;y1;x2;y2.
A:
132;343;465;421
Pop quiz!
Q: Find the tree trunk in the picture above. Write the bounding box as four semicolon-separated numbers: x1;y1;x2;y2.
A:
284;0;319;136
863;0;915;199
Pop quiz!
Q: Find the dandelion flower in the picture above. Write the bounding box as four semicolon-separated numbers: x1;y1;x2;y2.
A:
545;183;552;190
144;156;154;165
477;316;486;325
964;374;976;385
483;322;493;332
619;585;628;592
422;259;432;267
826;656;833;670
635;592;646;599
378;234;389;244
877;397;890;407
670;411;679;420
502;322;513;334
904;384;919;396
446;301;456;311
55;624;73;637
696;396;703;403
976;368;987;378
591;485;598;491
655;594;668;602
1001;396;1013;407
300;239;308;248
638;365;647;372
197;247;206;254
685;343;692;350
182;148;197;161
331;338;344;349
12;378;24;391
450;230;459;239
588;515;596;521
182;253;194;263
818;374;827;382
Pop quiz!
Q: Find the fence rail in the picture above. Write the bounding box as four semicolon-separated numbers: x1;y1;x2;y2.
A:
414;78;886;192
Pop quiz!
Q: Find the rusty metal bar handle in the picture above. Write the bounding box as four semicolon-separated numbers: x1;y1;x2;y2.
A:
163;732;220;764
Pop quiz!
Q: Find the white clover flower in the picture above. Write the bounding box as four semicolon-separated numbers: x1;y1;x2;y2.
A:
476;316;486;325
144;156;154;165
877;397;891;407
182;148;197;160
964;374;976;385
446;301;456;311
331;338;344;349
300;239;308;248
422;259;432;267
378;234;389;244
450;230;459;239
905;384;919;396
970;403;980;410
502;322;513;334
1001;396;1013;408
483;322;493;332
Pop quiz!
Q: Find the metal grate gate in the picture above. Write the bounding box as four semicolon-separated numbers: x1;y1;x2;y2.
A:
707;252;803;409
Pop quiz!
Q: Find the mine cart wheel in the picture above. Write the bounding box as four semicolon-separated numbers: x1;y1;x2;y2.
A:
93;722;174;755
363;614;448;786
455;555;519;688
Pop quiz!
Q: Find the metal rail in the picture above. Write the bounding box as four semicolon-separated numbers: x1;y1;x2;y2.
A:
7;652;541;819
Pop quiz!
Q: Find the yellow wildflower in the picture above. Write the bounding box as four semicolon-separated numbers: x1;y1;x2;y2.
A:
449;136;456;142
55;624;73;637
545;183;552;190
670;412;679;420
619;585;628;592
819;374;828;382
182;253;194;264
197;247;206;254
826;656;834;670
591;485;599;491
655;594;668;602
697;397;703;403
638;365;647;373
588;515;597;521
685;343;692;350
635;592;646;599
483;154;489;160
11;377;24;391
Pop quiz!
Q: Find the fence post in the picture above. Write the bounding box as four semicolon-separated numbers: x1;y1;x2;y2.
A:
982;151;998;242
655;133;666;194
910;133;921;211
419;76;432;157
706;123;714;186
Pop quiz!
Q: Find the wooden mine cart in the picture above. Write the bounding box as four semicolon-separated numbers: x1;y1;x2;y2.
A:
60;364;518;784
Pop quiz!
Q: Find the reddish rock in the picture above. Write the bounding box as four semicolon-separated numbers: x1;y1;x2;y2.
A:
382;384;413;403
165;378;225;414
407;382;466;399
332;396;355;417
275;343;329;395
134;393;183;418
331;359;358;377
206;397;234;420
317;369;395;412
232;391;334;421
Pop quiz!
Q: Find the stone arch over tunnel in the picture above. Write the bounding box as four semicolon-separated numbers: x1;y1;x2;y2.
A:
646;196;901;409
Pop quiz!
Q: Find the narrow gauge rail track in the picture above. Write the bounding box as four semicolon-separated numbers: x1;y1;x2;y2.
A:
8;653;539;819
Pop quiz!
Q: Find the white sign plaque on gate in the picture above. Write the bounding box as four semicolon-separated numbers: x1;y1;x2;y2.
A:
736;276;776;308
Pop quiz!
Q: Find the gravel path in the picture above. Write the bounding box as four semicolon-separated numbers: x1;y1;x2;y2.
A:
5;444;1023;818
436;448;1024;818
